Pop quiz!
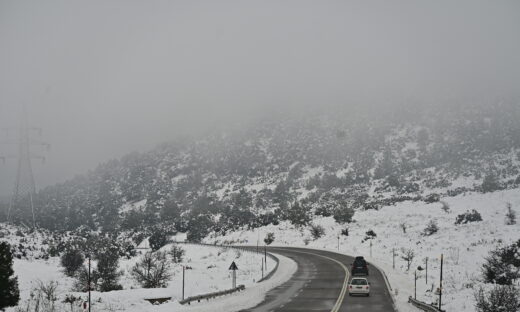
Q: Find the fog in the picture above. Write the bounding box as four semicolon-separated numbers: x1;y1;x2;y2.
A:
0;0;519;196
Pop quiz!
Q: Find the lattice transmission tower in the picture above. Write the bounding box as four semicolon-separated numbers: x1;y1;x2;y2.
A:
1;108;49;227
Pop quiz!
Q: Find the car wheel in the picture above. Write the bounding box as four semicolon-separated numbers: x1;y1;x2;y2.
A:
367;293;370;297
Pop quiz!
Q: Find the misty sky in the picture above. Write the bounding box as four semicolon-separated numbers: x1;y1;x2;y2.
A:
1;0;519;196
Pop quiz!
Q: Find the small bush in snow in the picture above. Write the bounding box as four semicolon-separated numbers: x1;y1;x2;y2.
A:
440;201;451;213
455;210;483;225
309;224;325;240
401;248;415;271
505;203;516;225
424;193;440;203
363;230;377;242
333;205;355;224
482;239;520;285
422;220;439;236
169;245;185;263
264;232;275;245
474;285;520;312
131;251;171;288
341;228;349;236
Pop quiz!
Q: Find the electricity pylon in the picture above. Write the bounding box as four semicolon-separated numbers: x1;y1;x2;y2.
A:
1;108;49;227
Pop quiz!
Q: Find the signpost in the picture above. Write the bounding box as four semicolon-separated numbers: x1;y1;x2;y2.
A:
229;261;238;289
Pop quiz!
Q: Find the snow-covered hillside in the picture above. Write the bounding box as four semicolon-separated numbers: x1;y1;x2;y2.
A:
210;189;520;312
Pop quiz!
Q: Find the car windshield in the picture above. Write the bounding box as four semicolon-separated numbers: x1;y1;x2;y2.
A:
351;279;368;285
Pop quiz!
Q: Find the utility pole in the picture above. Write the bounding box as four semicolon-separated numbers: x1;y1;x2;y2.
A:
264;245;267;271
256;232;259;253
1;107;49;227
182;266;185;300
88;256;91;312
439;254;443;311
414;269;417;300
425;257;428;285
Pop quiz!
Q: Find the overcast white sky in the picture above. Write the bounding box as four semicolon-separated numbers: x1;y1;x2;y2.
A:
0;0;519;196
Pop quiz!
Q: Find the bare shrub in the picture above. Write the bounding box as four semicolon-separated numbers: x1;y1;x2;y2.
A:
422;220;439;236
505;203;516;225
131;251;171;288
309;224;325;240
448;247;460;265
440;201;451;213
401;248;415;271
399;223;407;234
264;232;275;245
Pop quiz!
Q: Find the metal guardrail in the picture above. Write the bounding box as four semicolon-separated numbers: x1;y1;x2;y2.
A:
408;296;444;312
179;285;246;305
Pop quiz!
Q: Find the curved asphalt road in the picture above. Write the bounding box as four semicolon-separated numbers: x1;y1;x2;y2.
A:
241;247;396;312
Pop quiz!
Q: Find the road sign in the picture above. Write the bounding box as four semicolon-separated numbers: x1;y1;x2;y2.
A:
229;261;238;271
229;261;238;288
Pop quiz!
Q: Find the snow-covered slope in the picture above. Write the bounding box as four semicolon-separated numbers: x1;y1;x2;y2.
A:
210;189;520;312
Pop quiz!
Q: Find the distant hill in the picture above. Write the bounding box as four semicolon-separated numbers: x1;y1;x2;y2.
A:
3;100;520;238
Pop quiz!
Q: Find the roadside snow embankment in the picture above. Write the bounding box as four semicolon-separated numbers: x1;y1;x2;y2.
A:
4;241;296;312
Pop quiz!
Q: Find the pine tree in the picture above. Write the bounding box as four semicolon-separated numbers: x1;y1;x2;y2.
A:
0;242;20;310
482;239;520;285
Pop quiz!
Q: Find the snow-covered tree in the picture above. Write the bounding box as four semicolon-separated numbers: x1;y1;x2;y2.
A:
0;242;19;310
482;239;520;285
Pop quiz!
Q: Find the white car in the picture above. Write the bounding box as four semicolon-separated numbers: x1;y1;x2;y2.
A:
348;277;370;296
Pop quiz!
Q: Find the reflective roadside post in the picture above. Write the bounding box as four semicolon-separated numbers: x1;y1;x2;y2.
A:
415;266;424;300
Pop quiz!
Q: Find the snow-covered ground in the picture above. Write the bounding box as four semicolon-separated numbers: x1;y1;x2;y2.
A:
210;189;520;312
5;242;296;312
